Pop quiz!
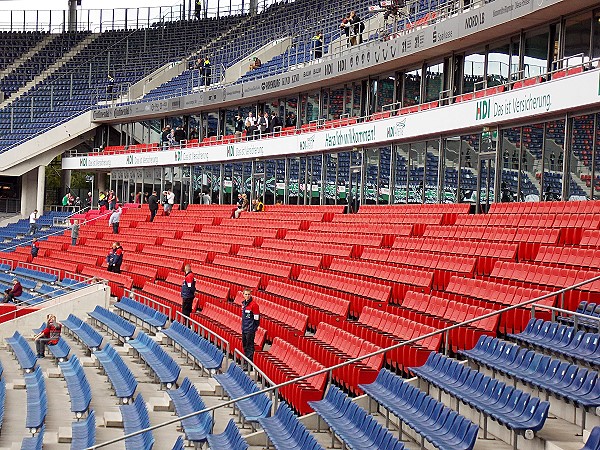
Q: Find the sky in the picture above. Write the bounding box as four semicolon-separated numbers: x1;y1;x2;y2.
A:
0;0;182;11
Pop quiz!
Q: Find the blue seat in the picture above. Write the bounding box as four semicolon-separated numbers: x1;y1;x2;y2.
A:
13;267;57;284
61;314;103;350
60;277;88;290
0;272;36;290
214;363;272;423
38;284;68;297
5;331;37;372
120;395;154;450
462;336;600;409
88;305;136;341
128;331;180;388
31;322;46;335
58;355;92;416
509;319;600;366
163;320;223;372
94;343;137;401
114;297;168;330
171;435;185;450
24;367;47;433
0;378;5;434
258;403;323;450
71;410;96;449
410;353;550;439
206;419;249;450
47;338;70;361
360;369;478;450
581;426;600;450
309;386;404;450
21;425;44;450
166;377;213;443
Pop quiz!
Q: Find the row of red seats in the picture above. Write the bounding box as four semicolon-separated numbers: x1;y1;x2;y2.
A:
141;282;191;318
200;265;261;294
247;211;328;222
297;322;382;395
284;230;383;252
332;213;444;226
254;337;326;415
181;232;258;249
211;254;292;289
534;245;600;269
490;200;600;215
262;280;350;329
397;291;499;352
220;218;307;232
392;237;517;259
340;306;441;373
80;266;132;298
194;303;266;357
121;264;158;289
162;238;231;260
581;229;600;247
232;292;307;345
455;212;600;230
237;246;322;270
356;203;469;215
444;277;553;334
327;257;433;300
308;222;414;242
200;225;279;240
489;261;600;309
120;252;184;280
296;269;391;316
260;237;353;259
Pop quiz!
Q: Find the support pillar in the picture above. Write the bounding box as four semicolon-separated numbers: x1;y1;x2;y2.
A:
62;169;72;195
37;165;45;213
97;171;107;193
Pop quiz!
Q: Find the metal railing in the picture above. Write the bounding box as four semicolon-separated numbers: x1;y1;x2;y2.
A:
88;272;600;449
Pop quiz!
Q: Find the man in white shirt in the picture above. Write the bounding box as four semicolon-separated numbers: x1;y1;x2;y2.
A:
245;111;257;141
28;210;38;235
164;190;176;215
108;205;122;234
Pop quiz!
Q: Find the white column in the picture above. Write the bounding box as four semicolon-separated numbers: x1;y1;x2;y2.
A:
37;165;45;213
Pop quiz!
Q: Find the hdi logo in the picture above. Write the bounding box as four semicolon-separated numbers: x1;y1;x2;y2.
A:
174;151;182;162
79;157;88;167
126;155;134;165
476;99;491;120
226;145;235;157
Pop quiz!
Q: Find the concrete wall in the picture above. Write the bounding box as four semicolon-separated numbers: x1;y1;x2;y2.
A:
19;167;39;219
129;61;186;100
0;284;110;340
225;37;291;84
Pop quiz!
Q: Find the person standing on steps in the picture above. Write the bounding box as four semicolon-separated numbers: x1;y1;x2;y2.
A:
71;219;80;246
241;287;260;369
148;191;159;222
181;264;196;326
107;242;123;273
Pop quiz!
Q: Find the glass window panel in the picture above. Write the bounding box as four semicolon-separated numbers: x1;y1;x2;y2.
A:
570;115;594;200
307;91;320;123
403;68;421;106
459;135;478;204
376;76;395;111
408;143;425;203
379;146;392;205
542;119;565;201
523;31;549;78
425;139;439;203
594;115;600;200
500;127;521;202
325;154;338;204
443;137;460;203
365;148;379;204
487;44;510;87
425;62;443;103
564;14;591;65
330;86;345;120
337;152;351;205
594;11;600;60
463;51;485;93
393;144;408;203
352;83;361;117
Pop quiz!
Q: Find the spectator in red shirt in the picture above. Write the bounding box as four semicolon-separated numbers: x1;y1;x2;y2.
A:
3;279;23;304
33;314;62;358
181;264;196;324
30;238;40;259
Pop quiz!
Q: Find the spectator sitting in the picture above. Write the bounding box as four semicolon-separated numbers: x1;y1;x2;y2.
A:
252;198;264;212
3;279;23;304
249;57;261;71
233;194;249;218
33;314;61;358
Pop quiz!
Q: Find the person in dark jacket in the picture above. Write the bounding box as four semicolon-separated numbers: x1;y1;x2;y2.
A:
148;191;159;222
31;238;40;259
241;288;260;368
107;242;123;273
234;114;245;141
3;279;22;303
181;264;196;324
173;126;187;145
